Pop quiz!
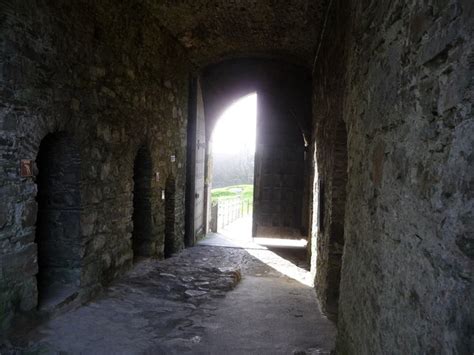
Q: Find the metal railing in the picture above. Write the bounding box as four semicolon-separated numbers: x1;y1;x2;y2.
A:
210;197;252;232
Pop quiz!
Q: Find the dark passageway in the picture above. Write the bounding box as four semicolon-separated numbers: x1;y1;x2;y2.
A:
0;1;472;354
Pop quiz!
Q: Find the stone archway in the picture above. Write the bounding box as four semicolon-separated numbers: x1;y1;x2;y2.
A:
35;132;82;308
132;145;153;259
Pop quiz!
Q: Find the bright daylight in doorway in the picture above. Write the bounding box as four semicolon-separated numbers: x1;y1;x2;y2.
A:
211;93;257;154
210;93;257;239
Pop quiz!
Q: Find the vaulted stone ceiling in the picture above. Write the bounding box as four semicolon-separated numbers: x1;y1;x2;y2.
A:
146;0;329;67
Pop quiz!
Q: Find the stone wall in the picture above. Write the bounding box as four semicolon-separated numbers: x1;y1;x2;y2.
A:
0;0;191;332
325;0;473;353
310;0;349;321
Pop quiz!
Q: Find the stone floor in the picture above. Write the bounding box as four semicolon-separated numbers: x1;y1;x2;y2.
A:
3;220;336;354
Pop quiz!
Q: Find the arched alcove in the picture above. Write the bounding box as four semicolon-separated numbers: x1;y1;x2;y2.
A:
164;176;176;258
132;145;152;259
35;132;82;308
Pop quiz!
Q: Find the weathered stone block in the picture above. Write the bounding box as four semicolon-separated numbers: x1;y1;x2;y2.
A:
0;201;12;229
0;244;38;282
21;200;37;228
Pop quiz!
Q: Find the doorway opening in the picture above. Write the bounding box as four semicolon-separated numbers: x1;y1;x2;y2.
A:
132;145;152;259
164;176;176;258
209;93;257;243
35;132;81;309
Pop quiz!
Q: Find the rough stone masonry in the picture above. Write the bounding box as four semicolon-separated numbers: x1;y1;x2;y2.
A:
311;1;473;353
0;0;190;331
0;0;473;354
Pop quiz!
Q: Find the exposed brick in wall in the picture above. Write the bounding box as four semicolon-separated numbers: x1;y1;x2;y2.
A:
335;0;473;353
0;0;191;332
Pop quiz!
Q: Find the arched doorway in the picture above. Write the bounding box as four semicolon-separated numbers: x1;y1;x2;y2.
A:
164;176;176;258
35;132;82;308
132;145;152;259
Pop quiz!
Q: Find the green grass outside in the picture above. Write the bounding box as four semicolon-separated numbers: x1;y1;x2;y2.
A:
211;184;254;203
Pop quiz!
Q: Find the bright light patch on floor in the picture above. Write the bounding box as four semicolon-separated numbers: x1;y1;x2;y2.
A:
206;218;313;287
245;247;314;287
254;238;308;248
212;93;257;154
